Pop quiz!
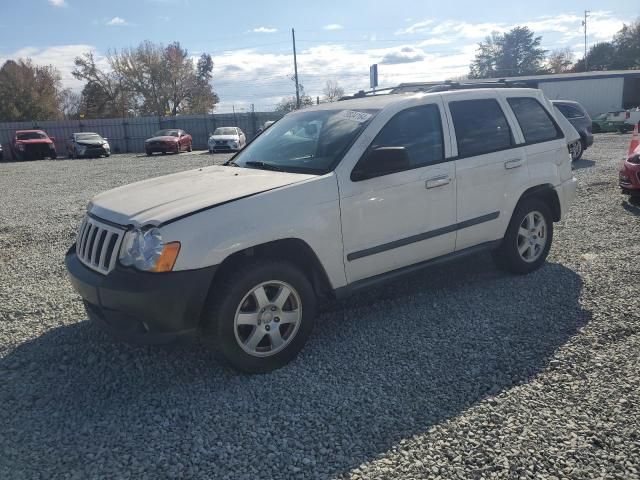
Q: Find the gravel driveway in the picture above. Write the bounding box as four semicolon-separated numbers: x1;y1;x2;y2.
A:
1;139;639;479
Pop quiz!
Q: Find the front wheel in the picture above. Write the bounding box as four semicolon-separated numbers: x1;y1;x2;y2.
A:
202;259;316;373
187;142;193;152
493;198;553;274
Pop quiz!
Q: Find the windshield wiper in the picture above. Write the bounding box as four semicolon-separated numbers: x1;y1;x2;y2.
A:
243;161;285;172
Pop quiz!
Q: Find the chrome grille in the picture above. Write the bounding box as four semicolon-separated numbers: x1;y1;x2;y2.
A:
76;216;124;275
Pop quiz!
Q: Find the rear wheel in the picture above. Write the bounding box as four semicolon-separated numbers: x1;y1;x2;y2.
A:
188;142;193;152
146;150;152;157
493;198;553;274
202;259;316;373
569;140;583;162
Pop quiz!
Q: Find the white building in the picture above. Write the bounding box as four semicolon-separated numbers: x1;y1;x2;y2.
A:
393;70;640;117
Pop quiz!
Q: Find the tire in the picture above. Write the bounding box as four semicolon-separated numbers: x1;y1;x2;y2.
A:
146;150;152;157
50;154;57;160
202;259;317;373
188;142;193;152
569;140;583;162
493;197;553;274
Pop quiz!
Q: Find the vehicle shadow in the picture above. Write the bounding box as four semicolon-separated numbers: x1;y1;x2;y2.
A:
0;255;589;479
622;196;640;215
572;158;596;170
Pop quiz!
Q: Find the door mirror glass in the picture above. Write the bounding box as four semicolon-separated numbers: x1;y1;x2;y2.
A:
352;147;410;181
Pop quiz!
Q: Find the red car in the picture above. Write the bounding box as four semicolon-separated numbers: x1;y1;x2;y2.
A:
144;129;192;156
620;127;640;197
12;130;57;160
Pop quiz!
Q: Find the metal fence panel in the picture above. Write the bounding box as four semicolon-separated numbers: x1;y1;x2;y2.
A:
0;112;283;160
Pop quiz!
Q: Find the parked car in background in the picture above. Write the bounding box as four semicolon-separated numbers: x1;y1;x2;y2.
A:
145;129;192;156
66;86;577;373
208;127;246;153
552;100;593;161
255;121;276;137
620;130;640;197
67;132;111;159
592;111;634;133
11;130;57;160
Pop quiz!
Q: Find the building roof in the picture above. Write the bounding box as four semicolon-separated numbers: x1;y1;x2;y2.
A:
394;69;640;93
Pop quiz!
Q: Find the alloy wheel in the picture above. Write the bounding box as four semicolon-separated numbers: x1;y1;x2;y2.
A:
517;211;547;263
234;281;302;357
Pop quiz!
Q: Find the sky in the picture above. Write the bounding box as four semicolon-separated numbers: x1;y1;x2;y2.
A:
0;0;637;113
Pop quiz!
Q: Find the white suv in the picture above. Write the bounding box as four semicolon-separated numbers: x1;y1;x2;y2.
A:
66;87;578;373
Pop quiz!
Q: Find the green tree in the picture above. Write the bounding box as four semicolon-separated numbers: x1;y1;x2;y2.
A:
573;42;618;72
0;59;66;121
612;20;640;69
470;27;547;78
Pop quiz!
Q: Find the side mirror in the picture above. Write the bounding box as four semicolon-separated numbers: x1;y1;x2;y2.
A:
351;147;410;181
50;136;56;142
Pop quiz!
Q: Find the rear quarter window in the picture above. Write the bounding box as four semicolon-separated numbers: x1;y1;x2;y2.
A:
508;97;563;144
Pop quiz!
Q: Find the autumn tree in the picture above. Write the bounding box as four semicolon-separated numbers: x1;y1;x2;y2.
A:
470;27;547;78
73;41;218;117
547;48;574;73
0;59;66;121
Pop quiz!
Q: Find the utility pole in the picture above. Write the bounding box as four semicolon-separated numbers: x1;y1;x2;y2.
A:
582;10;590;72
292;28;301;109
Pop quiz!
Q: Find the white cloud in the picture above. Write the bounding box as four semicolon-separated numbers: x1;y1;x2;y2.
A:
106;17;128;26
49;0;68;7
395;20;434;35
323;24;344;31
252;26;278;33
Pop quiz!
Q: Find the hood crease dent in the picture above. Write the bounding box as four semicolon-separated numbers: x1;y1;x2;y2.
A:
88;165;315;227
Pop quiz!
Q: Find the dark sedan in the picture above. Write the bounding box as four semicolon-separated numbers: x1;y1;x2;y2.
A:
552;100;594;162
67;132;111;158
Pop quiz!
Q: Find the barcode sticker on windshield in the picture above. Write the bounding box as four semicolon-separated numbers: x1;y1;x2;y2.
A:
338;110;372;123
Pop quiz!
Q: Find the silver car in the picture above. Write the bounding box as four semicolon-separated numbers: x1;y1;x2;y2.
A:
208;127;246;153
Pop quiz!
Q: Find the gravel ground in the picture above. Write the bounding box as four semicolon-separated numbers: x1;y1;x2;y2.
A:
0;138;639;479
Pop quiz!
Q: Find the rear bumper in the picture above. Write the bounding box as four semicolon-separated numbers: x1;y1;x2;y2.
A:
557;177;578;220
65;246;218;344
583;134;594;148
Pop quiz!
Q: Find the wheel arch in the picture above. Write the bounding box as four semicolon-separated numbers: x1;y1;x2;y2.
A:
515;184;561;222
207;238;335;306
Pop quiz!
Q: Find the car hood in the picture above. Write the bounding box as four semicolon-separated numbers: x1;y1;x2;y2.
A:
147;136;178;142
89;165;316;226
210;135;239;141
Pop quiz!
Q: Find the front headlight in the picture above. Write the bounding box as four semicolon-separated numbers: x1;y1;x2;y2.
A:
119;227;181;272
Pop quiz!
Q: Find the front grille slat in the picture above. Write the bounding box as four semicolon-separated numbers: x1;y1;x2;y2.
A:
75;216;124;275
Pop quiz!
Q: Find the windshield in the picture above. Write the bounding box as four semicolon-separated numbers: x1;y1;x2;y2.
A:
76;133;103;141
17;131;47;140
232;108;377;174
214;128;237;136
154;129;179;137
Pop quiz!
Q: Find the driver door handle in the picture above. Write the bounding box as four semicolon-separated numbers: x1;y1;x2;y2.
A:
504;158;524;169
425;175;451;189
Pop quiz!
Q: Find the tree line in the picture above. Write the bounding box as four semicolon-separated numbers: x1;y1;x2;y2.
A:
469;19;640;78
0;40;219;122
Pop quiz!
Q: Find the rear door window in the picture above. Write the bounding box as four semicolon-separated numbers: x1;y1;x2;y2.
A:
508;97;563;144
449;99;514;158
556;104;584;119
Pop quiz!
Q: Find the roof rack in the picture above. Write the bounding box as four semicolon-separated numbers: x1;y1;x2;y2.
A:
338;87;395;101
423;79;532;92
